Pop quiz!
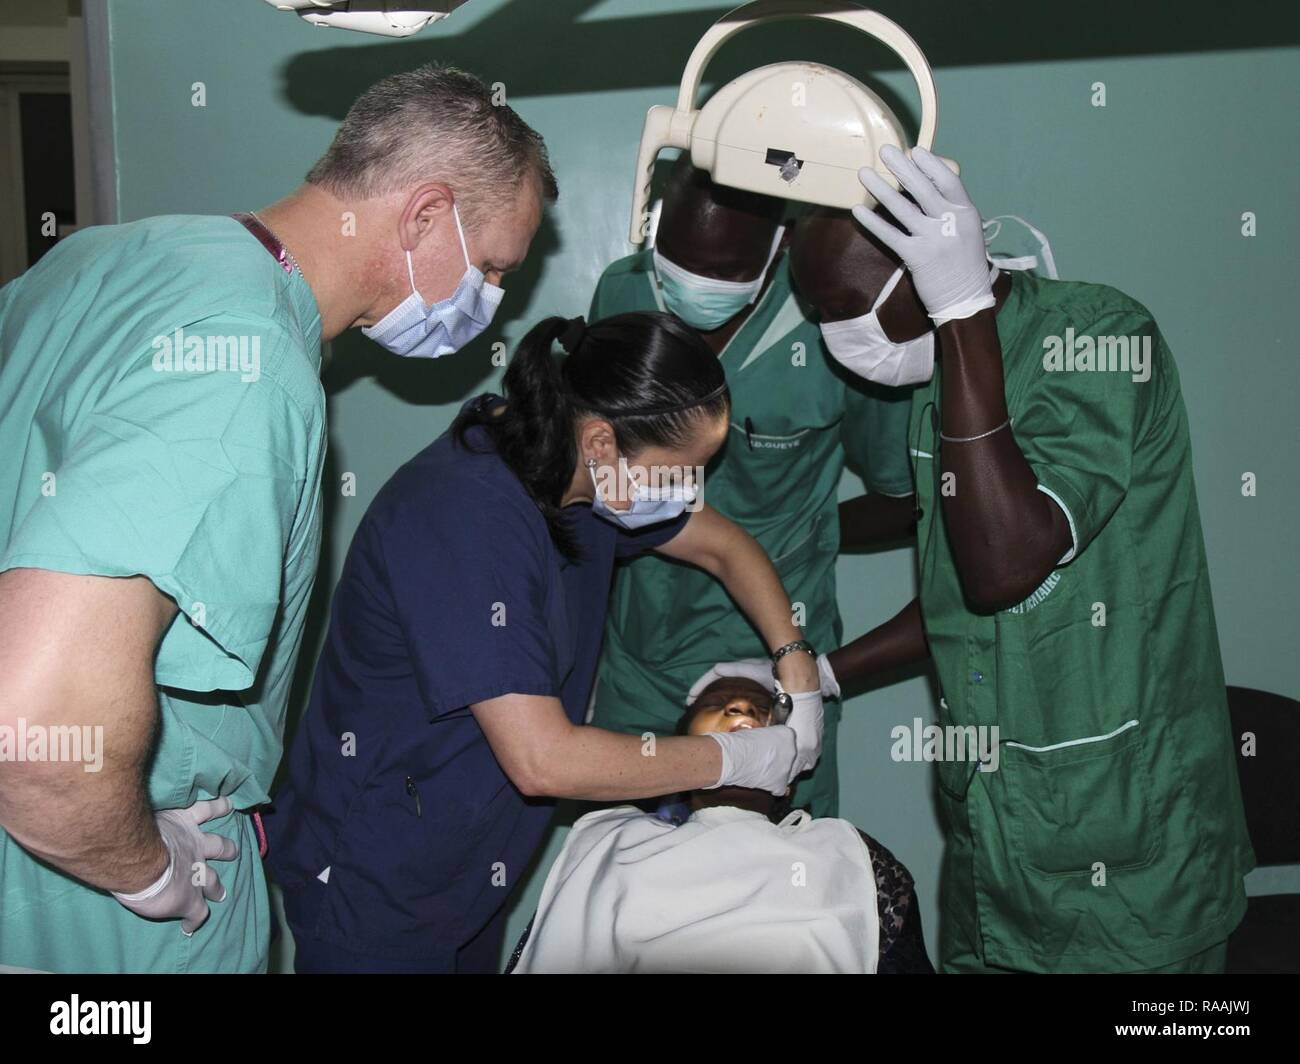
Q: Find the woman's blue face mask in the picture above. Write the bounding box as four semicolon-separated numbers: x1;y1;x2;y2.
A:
588;456;698;530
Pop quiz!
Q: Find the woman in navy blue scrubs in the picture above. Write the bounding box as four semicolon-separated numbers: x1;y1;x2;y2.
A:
267;312;824;972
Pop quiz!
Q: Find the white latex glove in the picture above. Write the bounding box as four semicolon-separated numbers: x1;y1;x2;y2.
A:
782;685;825;777
853;145;995;326
686;654;841;705
705;726;798;796
111;797;239;935
704;681;825;792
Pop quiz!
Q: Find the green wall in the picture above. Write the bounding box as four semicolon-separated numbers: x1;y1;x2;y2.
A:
104;0;1300;970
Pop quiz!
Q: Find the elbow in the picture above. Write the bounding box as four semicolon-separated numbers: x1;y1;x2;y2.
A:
507;746;568;799
504;755;547;797
689;545;727;581
959;566;1048;615
512;768;550;799
962;584;1021;615
956;529;1066;614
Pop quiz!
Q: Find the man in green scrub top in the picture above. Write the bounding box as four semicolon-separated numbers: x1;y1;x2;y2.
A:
589;158;915;817
0;65;554;972
786;146;1254;972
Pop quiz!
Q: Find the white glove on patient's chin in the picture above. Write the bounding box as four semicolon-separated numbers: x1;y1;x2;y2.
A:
705;726;798;796
705;685;825;794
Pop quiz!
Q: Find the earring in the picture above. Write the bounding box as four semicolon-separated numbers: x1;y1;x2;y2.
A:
585;457;597;468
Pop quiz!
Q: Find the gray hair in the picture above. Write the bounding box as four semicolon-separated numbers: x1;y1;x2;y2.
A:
306;64;557;229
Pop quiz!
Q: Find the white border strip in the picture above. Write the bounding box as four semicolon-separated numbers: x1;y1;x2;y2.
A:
1036;483;1078;564
1005;718;1138;754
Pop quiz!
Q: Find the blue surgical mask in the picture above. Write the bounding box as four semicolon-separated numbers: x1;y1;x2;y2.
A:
362;202;503;358
652;226;783;331
588;457;696;530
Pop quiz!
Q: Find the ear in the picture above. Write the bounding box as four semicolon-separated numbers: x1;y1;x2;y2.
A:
577;417;618;463
398;182;455;252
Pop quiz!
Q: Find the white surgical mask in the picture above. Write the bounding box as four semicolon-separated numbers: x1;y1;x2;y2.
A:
362;202;503;359
820;262;1005;387
819;266;936;387
653;227;783;331
588;457;696;530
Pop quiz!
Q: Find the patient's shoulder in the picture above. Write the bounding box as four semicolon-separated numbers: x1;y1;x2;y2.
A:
854;827;914;894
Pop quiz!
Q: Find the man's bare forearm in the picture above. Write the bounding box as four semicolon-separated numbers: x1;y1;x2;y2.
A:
937;309;1070;610
0;570;173;893
838;493;917;551
827;598;929;688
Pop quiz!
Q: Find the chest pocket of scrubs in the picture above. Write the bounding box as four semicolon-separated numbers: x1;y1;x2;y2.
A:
999;721;1163;877
717;423;817;522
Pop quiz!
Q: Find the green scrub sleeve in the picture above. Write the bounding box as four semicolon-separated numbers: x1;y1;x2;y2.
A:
1012;312;1163;562
587;273;608;321
0;326;313;694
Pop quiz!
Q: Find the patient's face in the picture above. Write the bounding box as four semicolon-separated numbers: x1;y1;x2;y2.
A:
685;678;774;736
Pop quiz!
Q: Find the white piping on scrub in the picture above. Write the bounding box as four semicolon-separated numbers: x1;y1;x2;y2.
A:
1004;718;1139;754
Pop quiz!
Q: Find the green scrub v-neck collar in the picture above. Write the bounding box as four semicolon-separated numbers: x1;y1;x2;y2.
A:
227;215;324;369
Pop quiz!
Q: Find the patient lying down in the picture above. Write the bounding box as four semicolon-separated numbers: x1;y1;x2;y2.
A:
509;678;933;974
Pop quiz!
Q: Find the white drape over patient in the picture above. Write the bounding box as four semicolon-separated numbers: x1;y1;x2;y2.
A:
513;804;879;973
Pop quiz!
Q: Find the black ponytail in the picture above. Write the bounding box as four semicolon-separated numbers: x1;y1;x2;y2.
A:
453;316;575;552
453;311;729;560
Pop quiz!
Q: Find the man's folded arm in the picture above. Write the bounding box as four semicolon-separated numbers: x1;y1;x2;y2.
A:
0;568;176;893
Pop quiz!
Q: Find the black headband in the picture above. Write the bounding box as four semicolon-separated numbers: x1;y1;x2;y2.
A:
608;379;729;418
557;315;729;417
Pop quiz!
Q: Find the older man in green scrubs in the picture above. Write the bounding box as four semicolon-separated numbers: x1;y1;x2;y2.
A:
783;146;1254;972
589;158;915;817
0;65;553;972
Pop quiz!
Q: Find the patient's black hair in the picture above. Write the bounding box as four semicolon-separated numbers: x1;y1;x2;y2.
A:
676;676;797;825
452;312;728;562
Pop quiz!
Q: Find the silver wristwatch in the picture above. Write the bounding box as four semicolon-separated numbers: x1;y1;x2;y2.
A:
770;639;816;718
